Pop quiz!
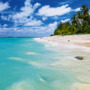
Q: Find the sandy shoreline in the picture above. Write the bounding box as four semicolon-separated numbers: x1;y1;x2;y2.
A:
35;34;90;90
36;35;90;48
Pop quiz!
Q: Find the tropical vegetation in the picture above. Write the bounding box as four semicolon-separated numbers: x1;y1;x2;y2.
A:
53;4;90;36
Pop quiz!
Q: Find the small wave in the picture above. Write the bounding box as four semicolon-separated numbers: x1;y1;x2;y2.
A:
8;57;24;61
28;61;42;67
39;77;46;83
39;77;46;82
6;81;33;90
26;52;38;55
34;38;44;42
7;81;25;90
28;61;49;68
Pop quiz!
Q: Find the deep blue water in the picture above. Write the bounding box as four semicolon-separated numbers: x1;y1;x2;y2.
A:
0;38;77;90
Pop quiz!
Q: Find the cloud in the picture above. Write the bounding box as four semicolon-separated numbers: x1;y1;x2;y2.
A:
37;4;71;17
42;17;47;21
1;15;12;21
34;3;41;8
49;22;58;28
60;1;71;5
24;19;43;26
0;21;58;37
13;0;33;19
61;18;70;23
0;2;10;12
1;15;8;20
74;7;80;12
13;0;40;19
52;16;59;20
32;21;58;34
25;21;58;34
11;0;41;27
3;24;8;27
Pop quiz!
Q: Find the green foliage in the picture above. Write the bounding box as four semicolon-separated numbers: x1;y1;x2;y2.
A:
82;21;88;32
50;34;54;36
86;25;90;33
54;29;61;35
53;4;90;36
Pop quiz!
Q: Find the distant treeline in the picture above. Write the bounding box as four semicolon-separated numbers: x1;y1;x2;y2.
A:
52;4;90;36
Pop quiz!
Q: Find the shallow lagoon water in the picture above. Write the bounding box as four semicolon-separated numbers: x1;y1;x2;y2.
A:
0;38;90;90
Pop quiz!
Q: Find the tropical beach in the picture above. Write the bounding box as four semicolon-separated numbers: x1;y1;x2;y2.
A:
35;34;90;90
0;35;90;90
0;0;90;90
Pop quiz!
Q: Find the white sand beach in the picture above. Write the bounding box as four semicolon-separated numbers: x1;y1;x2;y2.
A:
36;35;90;48
35;34;90;90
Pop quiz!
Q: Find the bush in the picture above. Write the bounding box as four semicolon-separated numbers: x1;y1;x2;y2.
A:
50;34;54;36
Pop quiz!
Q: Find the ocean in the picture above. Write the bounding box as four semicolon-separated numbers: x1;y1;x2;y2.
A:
0;38;90;90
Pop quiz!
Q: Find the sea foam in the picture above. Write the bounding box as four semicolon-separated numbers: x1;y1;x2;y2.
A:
26;52;38;55
8;57;24;61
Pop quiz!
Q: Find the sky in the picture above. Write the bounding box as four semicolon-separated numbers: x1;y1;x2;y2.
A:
0;0;90;37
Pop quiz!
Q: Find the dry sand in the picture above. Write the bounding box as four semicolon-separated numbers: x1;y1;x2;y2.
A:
39;35;90;48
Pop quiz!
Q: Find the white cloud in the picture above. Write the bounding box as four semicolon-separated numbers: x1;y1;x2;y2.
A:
1;15;12;21
60;1;71;5
0;2;10;12
34;3;41;9
3;24;8;27
52;16;59;20
13;0;40;19
19;21;58;34
0;21;58;37
42;17;47;21
61;18;70;23
25;19;43;26
12;0;41;27
37;4;71;17
49;22;58;27
32;22;58;34
47;22;58;33
74;7;80;12
1;15;7;20
13;0;33;19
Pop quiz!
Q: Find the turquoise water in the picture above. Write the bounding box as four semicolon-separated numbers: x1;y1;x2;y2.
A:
0;38;78;90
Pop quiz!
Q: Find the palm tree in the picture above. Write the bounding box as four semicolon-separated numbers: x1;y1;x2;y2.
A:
81;4;89;21
82;21;88;33
77;11;82;19
71;14;78;26
88;16;90;25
